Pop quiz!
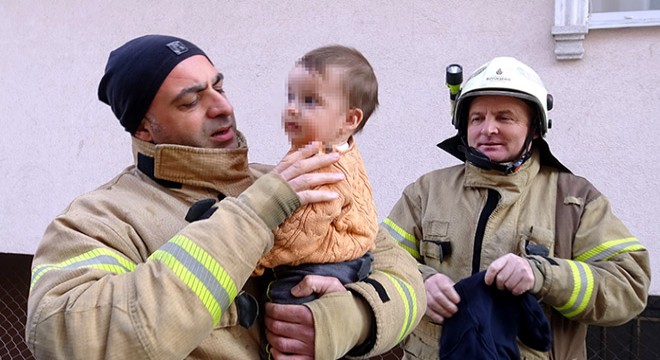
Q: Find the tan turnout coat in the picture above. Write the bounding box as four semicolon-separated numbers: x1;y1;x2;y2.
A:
383;151;650;360
27;135;425;360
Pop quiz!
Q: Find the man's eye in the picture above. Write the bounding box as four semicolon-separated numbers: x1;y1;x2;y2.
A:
181;98;199;109
215;87;225;95
288;93;295;102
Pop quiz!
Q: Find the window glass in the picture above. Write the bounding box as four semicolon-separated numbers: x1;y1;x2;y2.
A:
589;0;660;28
591;0;660;12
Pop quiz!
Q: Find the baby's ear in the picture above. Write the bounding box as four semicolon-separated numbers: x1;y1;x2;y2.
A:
346;108;364;130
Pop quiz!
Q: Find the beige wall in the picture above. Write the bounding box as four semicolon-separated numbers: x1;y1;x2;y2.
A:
1;1;658;293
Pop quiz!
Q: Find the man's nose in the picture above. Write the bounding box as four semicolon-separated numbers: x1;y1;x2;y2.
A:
481;116;498;135
208;91;233;118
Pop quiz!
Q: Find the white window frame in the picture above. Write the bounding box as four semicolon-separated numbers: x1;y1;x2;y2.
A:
552;0;660;60
590;10;660;29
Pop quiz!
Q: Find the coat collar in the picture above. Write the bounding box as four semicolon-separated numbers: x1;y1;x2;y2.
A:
464;151;542;206
437;134;571;173
131;131;256;197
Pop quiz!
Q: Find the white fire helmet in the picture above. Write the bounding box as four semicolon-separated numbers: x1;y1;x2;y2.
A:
452;56;553;137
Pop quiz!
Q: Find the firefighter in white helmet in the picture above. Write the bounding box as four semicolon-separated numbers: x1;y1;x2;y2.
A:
382;56;650;359
441;56;564;174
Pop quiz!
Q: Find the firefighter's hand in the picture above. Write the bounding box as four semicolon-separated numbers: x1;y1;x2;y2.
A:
290;275;346;298
424;273;460;324
485;253;534;296
272;141;344;206
264;302;315;359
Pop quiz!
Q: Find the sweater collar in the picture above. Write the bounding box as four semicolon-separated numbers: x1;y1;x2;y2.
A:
131;131;256;197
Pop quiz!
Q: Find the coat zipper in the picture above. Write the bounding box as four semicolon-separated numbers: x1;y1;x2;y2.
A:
472;189;500;274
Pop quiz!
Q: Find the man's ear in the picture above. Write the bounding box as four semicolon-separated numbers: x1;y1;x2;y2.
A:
133;117;154;142
346;108;364;131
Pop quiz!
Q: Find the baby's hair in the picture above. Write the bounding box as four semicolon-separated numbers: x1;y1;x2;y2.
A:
299;45;378;132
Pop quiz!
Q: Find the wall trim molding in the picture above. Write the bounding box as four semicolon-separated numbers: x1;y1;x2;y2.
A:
552;0;589;60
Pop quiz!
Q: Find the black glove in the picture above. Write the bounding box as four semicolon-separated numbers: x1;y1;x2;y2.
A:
185;193;226;222
185;198;217;222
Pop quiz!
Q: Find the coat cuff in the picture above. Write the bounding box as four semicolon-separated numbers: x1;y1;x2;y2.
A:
237;173;300;230
305;291;370;359
419;264;439;281
527;256;547;296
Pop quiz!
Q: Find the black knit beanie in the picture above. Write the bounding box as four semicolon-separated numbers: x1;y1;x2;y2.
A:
98;35;210;134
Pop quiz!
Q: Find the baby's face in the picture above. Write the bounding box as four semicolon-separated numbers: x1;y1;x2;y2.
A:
283;64;352;150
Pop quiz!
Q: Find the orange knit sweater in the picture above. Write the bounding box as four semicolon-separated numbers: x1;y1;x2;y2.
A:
254;138;378;275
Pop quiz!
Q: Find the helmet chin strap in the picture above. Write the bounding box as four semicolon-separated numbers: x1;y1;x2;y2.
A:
459;131;535;175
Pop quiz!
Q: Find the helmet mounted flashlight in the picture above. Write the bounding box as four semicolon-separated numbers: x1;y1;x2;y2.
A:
446;64;463;115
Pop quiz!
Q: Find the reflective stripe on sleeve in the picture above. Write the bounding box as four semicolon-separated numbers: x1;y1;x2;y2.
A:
31;248;137;290
380;271;418;343
575;237;645;262
382;218;420;260
554;260;594;318
149;235;238;326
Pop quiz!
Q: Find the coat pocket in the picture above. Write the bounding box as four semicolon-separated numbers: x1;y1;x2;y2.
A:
518;225;555;257
420;220;452;269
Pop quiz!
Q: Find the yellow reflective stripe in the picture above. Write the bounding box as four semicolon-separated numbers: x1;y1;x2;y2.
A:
575;237;645;262
382;218;420;259
149;235;237;326
554;261;594;318
84;264;134;274
30;248;136;290
150;250;223;325
381;271;418;343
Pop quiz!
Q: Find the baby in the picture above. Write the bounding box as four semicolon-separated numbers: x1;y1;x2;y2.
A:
254;45;379;306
